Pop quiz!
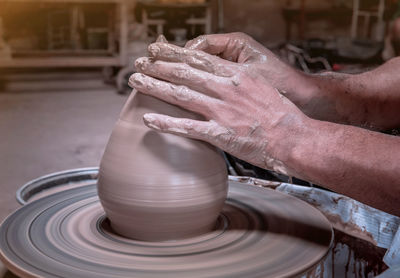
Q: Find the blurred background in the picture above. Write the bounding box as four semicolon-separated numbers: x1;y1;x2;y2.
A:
1;0;400;276
1;0;400;251
2;0;400;93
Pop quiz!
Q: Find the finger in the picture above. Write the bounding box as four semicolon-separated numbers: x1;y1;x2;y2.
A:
185;34;243;61
185;34;230;54
135;57;231;99
129;73;220;117
185;33;265;63
148;43;235;77
143;113;233;147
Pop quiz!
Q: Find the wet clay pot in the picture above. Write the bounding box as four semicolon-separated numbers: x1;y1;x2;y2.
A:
98;92;228;241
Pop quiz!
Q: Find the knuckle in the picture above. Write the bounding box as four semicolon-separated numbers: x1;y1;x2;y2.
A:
211;123;231;140
197;77;209;89
206;100;223;119
232;32;248;39
148;43;161;56
134;57;150;71
224;134;236;147
174;85;192;102
185;38;194;46
182;119;195;131
187;35;208;49
231;72;242;86
196;35;207;42
171;67;191;80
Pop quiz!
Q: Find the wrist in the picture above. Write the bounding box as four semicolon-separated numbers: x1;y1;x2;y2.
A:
266;112;315;178
282;115;344;183
278;69;319;109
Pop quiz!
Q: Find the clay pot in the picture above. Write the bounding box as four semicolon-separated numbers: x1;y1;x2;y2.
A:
98;91;228;241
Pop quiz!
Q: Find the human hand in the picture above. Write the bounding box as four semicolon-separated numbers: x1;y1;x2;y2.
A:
185;33;305;94
129;41;309;176
185;33;323;119
186;32;270;63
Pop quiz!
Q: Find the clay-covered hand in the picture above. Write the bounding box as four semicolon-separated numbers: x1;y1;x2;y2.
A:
129;42;308;176
184;32;307;95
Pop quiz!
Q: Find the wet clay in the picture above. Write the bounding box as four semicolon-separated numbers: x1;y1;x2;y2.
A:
97;37;228;241
98;93;228;241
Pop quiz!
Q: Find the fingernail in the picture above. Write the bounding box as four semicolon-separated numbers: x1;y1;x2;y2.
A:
135;57;149;71
143;113;154;123
148;44;160;57
143;114;160;130
128;73;145;88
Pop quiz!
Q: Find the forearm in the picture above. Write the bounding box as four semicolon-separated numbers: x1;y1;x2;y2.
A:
282;117;400;216
280;58;400;130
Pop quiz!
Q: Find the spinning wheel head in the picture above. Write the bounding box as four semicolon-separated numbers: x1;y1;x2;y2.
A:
0;179;332;278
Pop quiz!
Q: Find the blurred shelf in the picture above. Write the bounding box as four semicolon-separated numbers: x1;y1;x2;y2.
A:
0;56;121;68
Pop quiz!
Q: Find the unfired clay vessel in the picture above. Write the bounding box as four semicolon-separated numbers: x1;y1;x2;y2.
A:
98;87;228;241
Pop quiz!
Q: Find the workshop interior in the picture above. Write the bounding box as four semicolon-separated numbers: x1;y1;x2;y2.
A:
0;0;399;277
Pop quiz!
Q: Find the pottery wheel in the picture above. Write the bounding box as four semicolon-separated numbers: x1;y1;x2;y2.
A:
0;180;332;278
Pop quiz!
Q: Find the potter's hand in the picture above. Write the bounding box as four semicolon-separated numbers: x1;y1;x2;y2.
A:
184;32;308;97
128;37;400;217
186;32;269;63
129;42;308;176
185;32;272;63
186;33;400;131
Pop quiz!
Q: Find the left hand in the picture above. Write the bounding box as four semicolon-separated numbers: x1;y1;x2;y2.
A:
129;42;309;176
